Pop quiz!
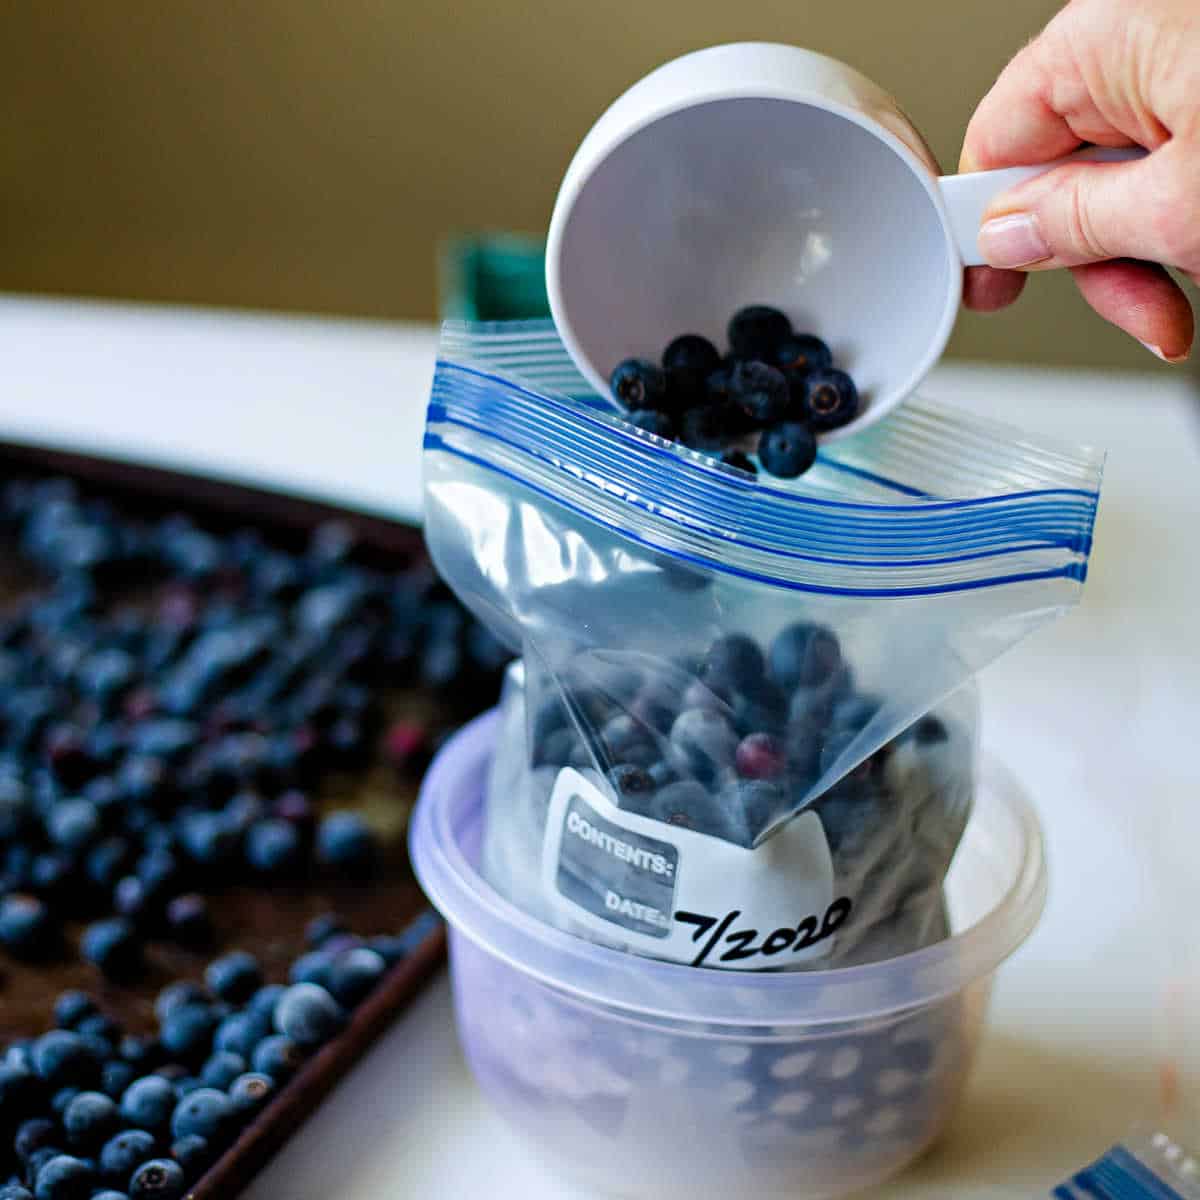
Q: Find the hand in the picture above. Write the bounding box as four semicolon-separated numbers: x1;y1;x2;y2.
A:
960;0;1197;362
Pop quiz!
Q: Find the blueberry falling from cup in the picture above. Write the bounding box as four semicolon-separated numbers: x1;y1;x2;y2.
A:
609;305;857;479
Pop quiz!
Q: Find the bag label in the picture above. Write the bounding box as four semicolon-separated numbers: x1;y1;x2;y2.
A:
542;769;844;970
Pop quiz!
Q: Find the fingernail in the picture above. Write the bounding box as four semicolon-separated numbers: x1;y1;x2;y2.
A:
1139;340;1190;364
978;213;1051;268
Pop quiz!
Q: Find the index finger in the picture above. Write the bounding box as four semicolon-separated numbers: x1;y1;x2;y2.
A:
960;34;1085;172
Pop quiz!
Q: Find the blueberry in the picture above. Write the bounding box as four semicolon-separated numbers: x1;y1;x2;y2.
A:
247;984;287;1024
164;894;211;947
366;932;414;966
272;789;315;830
832;694;880;733
159;1005;218;1065
5;1038;35;1072
383;722;431;777
642;779;707;829
678;406;729;452
662;334;721;376
174;1077;205;1097
205;951;262;1005
112;876;152;926
32;1156;93;1200
81;918;143;981
128;1159;185;1200
0;894;59;959
250;1036;305;1083
199;1051;245;1091
304;912;346;949
719;448;757;475
768;623;842;691
668;708;738;782
91;1192;128;1200
627;409;675;439
315;811;376;876
599;714;652;760
15;1118;58;1162
227;1074;273;1122
701;634;765;695
175;812;234;872
529;725;571;768
86;838;131;891
50;1087;80;1117
0;1185;34;1200
913;714;948;745
731;361;789;426
728;305;792;360
117;1036;157;1068
46;799;100;852
25;1148;63;1189
0;776;32;839
758;422;817;479
98;1130;156;1185
33;1032;99;1090
169;1087;232;1143
169;1135;211;1177
244;818;303;877
892;1038;935;1073
62;1090;120;1151
732;677;788;736
643;780;743;843
800;368;859;431
30;853;75;908
648;760;677;789
135;850;182;904
95;1062;133;1104
212;1013;268;1061
662;335;722;408
287;949;335;989
704;363;736;406
53;991;98;1030
606;764;656;809
773;333;831;376
76;1016;118;1054
735;733;786;780
609;359;667;411
76;648;137;706
327;947;386;1008
274;983;345;1048
153;983;207;1026
731;779;783;843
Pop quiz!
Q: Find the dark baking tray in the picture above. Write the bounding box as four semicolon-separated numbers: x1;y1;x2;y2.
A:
0;440;460;1199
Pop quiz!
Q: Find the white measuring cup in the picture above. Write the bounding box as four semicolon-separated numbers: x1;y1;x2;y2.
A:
546;42;1141;438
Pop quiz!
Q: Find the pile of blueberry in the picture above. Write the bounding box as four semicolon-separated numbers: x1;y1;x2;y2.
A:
0;913;432;1199
533;623;948;850
0;476;508;978
609;306;859;479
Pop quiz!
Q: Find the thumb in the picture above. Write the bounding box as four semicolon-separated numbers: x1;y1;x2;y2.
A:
977;146;1197;272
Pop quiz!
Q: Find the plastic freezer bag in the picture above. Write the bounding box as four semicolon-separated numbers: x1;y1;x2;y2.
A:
424;321;1102;970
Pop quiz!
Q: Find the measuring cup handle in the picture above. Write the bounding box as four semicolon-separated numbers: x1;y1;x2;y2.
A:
938;146;1147;267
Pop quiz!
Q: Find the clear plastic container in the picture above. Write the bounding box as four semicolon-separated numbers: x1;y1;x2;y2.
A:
410;711;1047;1200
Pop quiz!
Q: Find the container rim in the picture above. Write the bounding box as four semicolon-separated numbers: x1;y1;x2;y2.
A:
410;710;1047;1026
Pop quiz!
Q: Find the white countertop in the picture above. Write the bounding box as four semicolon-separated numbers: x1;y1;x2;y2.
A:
2;295;1198;1198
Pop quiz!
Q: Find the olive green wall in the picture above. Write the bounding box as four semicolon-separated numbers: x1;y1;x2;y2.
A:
0;1;1190;368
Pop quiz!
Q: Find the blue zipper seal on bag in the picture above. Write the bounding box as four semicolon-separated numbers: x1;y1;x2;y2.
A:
1051;1140;1200;1200
426;324;1103;598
